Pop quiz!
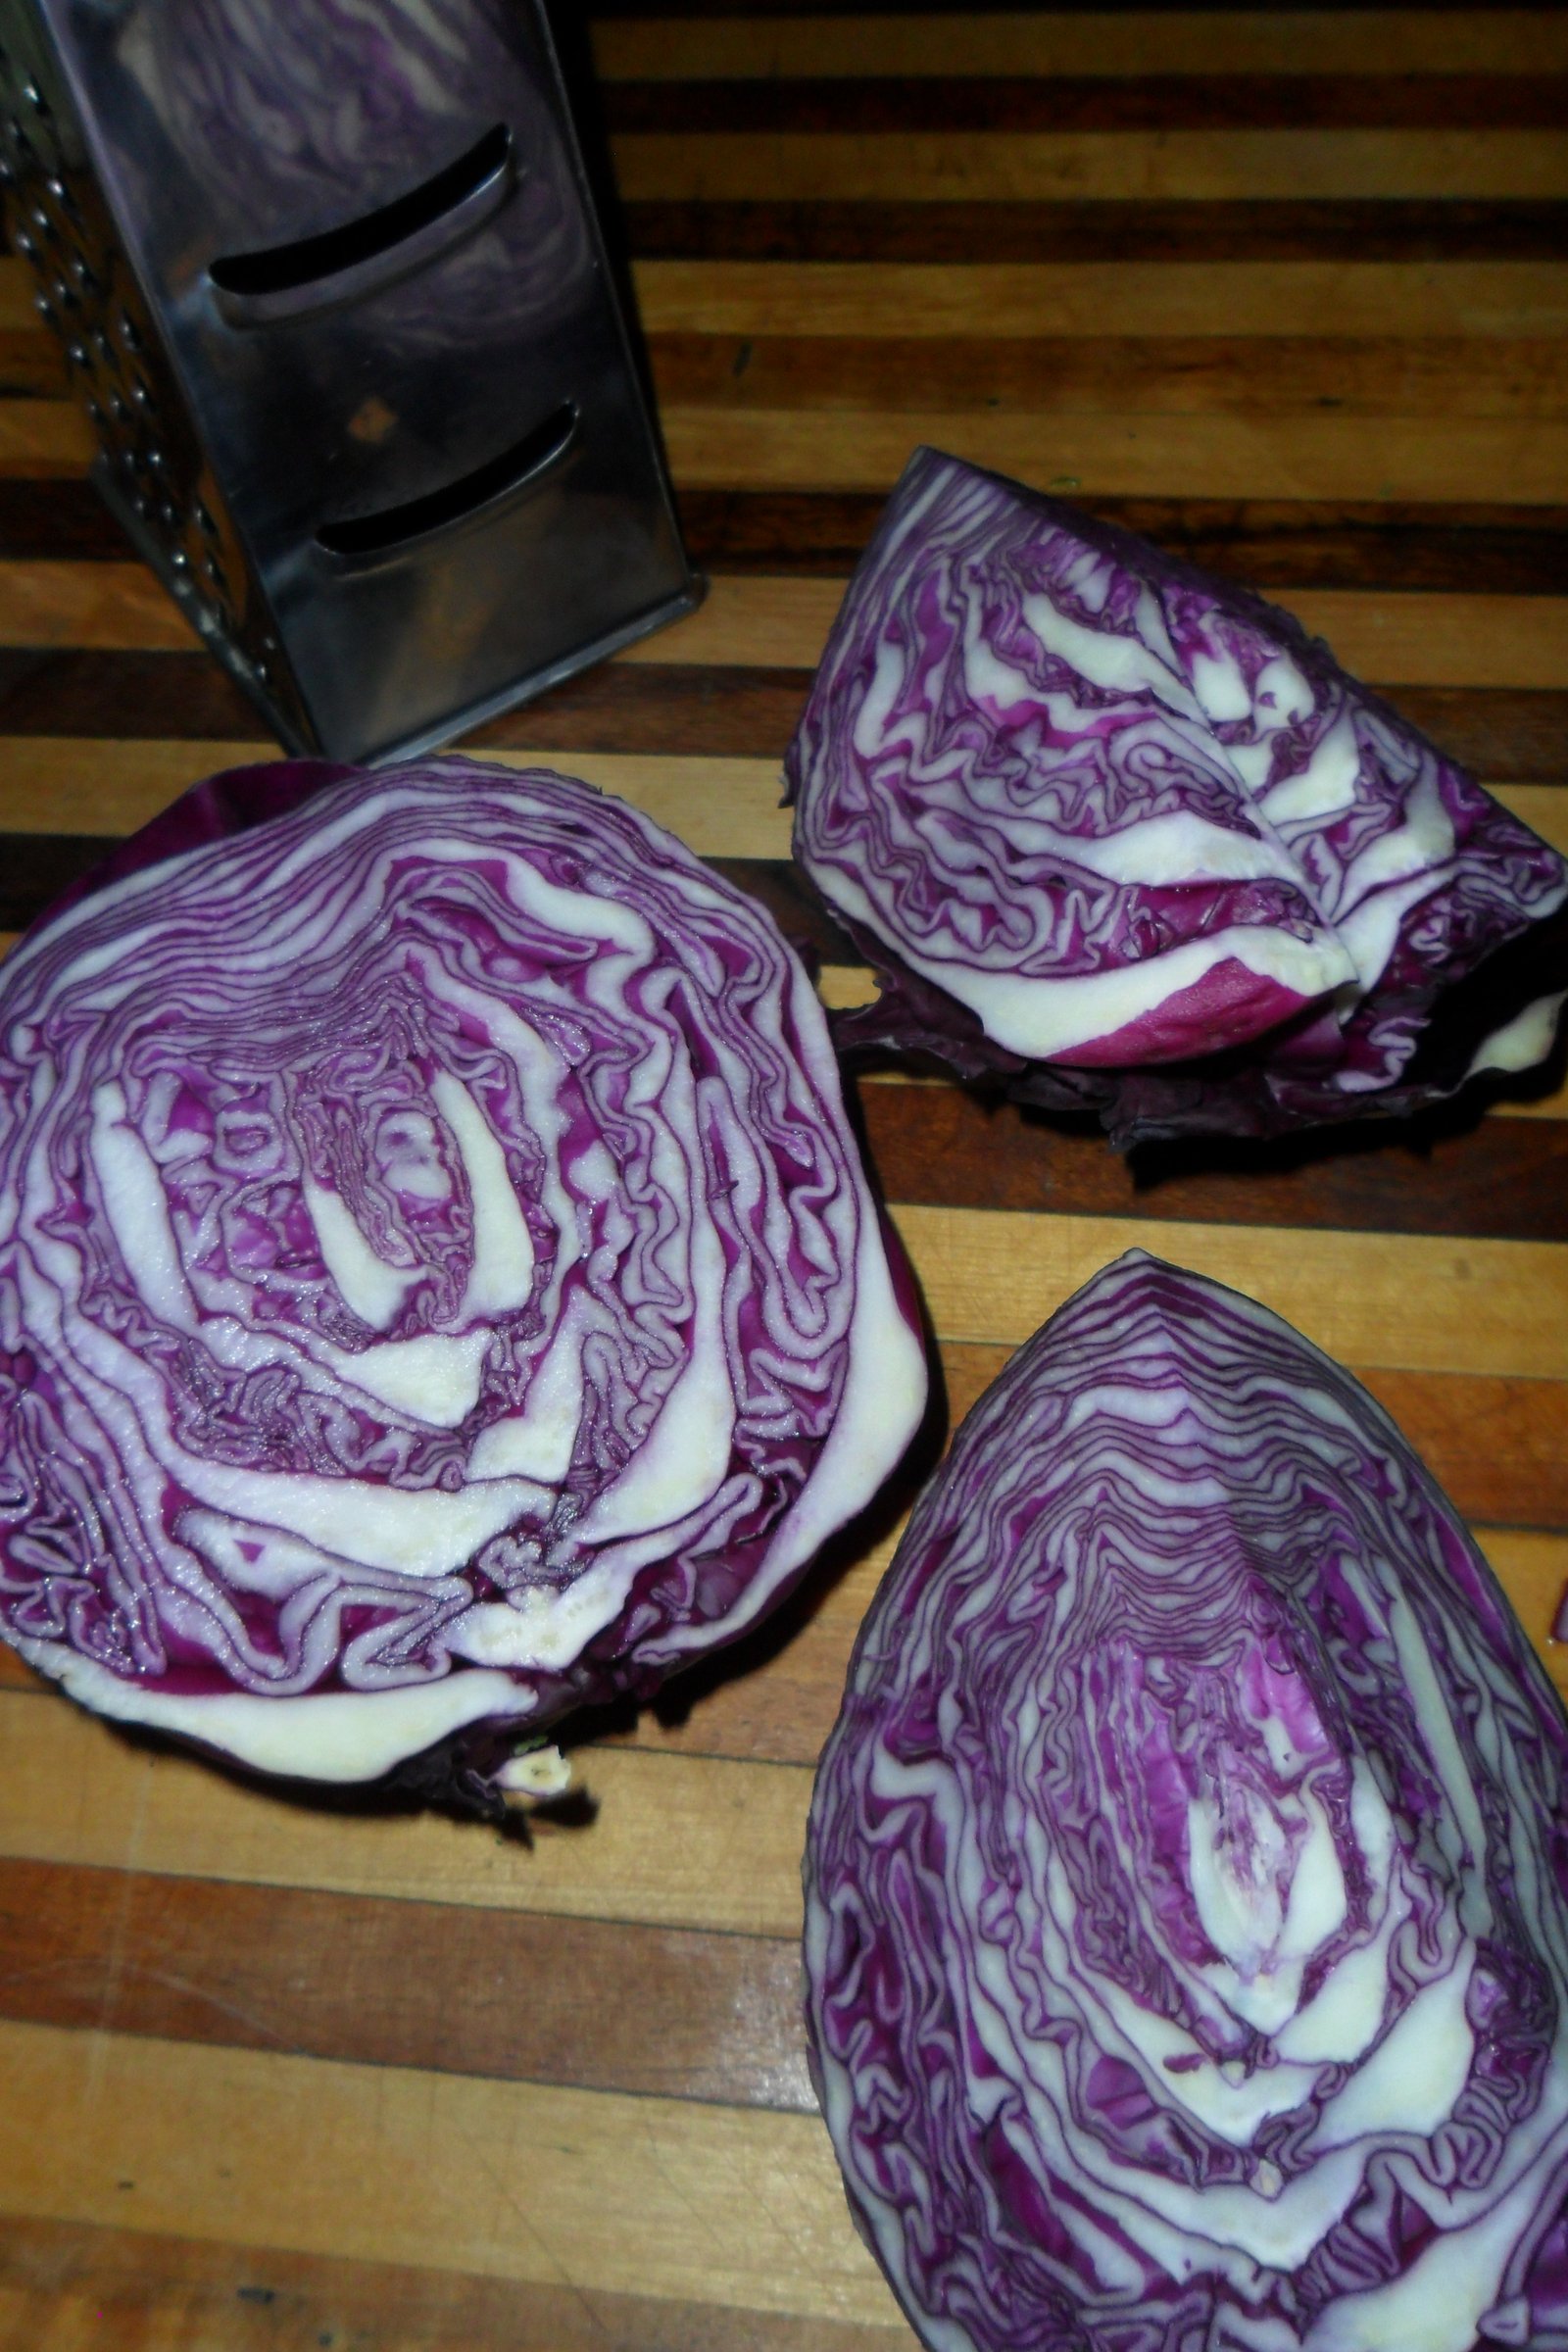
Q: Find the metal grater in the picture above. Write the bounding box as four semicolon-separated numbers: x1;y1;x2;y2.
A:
0;0;699;763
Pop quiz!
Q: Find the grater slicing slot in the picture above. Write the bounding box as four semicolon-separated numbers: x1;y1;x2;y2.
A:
315;400;579;564
210;122;515;328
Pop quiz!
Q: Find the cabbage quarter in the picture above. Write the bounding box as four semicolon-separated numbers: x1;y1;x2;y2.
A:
806;1252;1568;2352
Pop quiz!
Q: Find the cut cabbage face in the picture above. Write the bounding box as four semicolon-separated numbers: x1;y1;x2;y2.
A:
0;758;926;1793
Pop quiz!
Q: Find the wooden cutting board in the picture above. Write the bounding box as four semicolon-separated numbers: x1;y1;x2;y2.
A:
1;6;1565;2345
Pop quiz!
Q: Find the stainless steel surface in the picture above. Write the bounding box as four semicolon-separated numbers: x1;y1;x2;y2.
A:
0;0;698;763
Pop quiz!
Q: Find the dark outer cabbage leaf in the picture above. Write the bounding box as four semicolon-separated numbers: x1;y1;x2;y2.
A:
805;1251;1568;2352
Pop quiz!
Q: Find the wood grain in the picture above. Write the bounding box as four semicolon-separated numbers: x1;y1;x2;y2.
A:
612;129;1568;204
660;406;1568;503
594;13;1568;80
0;402;90;475
674;491;1568;595
0;1859;815;2112
0;1696;815;1935
0;2020;902;2328
653;335;1568;421
0;2216;911;2352
608;77;1568;135
889;1206;1568;1374
0;563;193;651
631;257;1568;336
626;198;1568;264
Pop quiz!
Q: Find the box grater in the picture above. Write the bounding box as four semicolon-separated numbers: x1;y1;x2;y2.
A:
0;0;699;763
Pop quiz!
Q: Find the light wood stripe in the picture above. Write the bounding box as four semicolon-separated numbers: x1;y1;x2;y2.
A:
0;400;90;474
4;262;1568;372
654;335;1568;423
0;2217;912;2352
0;562;193;650
633;261;1568;341
619;579;1568;689
1494;1074;1568;1120
661;407;1568;505
595;13;1568;82
890;1206;1568;1376
0;570;1563;690
0;2020;902;2331
0;1695;812;1937
613;130;1568;206
817;964;879;1010
0;741;792;855
12;258;1566;348
1495;784;1568;853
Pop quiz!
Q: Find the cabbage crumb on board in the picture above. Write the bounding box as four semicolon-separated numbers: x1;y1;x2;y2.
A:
804;1250;1568;2352
786;449;1568;1146
0;758;927;1796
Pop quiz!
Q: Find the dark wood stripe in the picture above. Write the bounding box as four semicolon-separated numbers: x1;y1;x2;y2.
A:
626;198;1568;263
0;331;68;400
0;647;816;756
1386;688;1568;783
7;479;1563;598
608;74;1568;132
655;335;1568;438
0;479;132;562
672;488;1568;596
0;2216;897;2352
1;829;116;929
593;0;1554;15
0;1856;814;2112
0;647;264;736
855;1076;1568;1245
0;668;1560;782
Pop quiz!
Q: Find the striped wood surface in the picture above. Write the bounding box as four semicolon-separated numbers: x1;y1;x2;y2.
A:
1;9;1566;2347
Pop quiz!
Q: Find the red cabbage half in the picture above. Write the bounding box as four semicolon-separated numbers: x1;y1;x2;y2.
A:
786;450;1568;1146
0;758;926;1791
805;1251;1568;2352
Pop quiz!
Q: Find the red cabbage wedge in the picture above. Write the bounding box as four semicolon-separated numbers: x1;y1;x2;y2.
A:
805;1251;1568;2352
786;450;1568;1145
0;758;926;1796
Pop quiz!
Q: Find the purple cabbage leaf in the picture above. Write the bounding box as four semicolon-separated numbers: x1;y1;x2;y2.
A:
785;450;1568;1146
805;1250;1568;2352
0;757;927;1794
